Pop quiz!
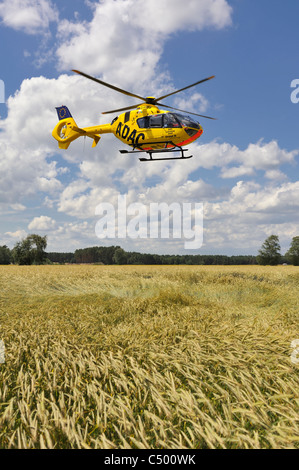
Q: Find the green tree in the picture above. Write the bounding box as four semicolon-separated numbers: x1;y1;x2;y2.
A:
285;236;299;266
112;247;127;265
0;245;11;264
257;235;281;266
12;234;47;265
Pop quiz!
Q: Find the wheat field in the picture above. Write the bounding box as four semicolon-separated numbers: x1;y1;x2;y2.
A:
0;264;298;449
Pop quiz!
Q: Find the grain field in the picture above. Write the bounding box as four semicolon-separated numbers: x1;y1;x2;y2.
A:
0;265;298;449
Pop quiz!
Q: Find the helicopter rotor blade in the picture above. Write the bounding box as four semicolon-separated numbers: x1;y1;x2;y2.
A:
155;76;215;102
156;103;216;120
101;104;141;115
72;70;146;102
72;69;216;119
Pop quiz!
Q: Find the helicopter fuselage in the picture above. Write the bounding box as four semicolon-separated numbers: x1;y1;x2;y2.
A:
52;104;203;152
111;104;203;150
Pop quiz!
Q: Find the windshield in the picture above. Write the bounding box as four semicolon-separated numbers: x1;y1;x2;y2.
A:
172;113;200;129
136;113;200;129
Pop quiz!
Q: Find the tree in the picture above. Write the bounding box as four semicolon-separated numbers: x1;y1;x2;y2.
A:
12;234;47;265
257;235;281;266
285;236;299;266
0;245;11;264
112;247;127;265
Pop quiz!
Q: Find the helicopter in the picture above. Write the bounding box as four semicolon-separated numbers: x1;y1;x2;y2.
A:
52;70;215;162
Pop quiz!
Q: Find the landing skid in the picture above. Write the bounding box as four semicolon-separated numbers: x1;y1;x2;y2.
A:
119;141;193;161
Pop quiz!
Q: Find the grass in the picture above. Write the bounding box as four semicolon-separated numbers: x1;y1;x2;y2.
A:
0;264;298;449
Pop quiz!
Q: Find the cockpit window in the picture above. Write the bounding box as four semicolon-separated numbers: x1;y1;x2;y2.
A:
137;117;148;128
149;115;163;127
137;113;179;129
136;112;198;129
136;115;164;128
163;113;181;128
173;113;200;129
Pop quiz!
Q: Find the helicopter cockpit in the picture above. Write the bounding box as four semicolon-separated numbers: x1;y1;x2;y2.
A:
137;113;200;135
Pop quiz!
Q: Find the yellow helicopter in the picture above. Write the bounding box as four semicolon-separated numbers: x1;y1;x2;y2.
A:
52;70;215;161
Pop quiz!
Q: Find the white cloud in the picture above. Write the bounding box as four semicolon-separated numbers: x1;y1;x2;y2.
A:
174;92;210;114
5;229;27;239
36;176;62;192
9;203;26;211
0;0;58;35
220;165;254;179
56;0;232;89
205;180;299;221
189;139;298;177
264;169;287;181
132;0;233;34
0;141;61;209
45;220;97;252
28;215;56;231
57;183;123;219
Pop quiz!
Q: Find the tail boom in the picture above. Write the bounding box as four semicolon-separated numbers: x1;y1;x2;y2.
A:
52;106;111;149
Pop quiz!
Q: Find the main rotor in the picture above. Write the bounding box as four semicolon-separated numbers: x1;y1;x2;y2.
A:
72;69;216;120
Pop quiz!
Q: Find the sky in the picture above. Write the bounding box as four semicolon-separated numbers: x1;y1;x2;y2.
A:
0;0;298;256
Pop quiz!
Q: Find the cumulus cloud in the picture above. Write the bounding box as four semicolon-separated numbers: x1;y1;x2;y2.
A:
5;229;27;239
45;220;98;252
188;139;298;177
0;0;58;35
264;169;287;181
28;215;56;231
174;93;210;115
132;0;233;34
56;0;232;89
207;180;299;219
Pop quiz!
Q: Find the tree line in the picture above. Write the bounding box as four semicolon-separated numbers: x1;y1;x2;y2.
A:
0;233;299;266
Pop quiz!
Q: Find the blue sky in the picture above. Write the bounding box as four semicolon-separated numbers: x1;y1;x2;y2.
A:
0;0;298;256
